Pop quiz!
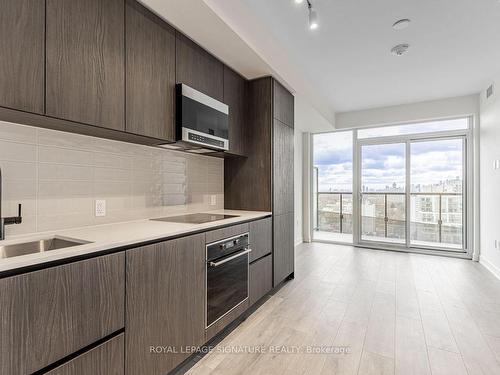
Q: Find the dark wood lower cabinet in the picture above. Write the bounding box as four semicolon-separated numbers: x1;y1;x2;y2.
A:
273;212;295;287
0;253;125;375
205;222;249;244
45;334;124;375
125;234;206;375
249;217;272;262
249;254;272;305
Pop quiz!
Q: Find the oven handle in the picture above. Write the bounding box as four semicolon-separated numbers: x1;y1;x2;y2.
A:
208;248;252;268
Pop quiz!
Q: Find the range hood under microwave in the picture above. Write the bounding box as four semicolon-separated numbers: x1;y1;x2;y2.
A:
175;83;229;151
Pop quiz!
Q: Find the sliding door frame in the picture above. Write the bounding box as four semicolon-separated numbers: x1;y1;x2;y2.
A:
353;119;473;258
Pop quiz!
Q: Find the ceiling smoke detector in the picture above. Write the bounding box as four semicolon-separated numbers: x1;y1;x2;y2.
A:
391;44;410;56
392;19;411;30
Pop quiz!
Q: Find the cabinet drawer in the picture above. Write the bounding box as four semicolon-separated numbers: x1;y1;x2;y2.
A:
249;217;272;262
205;222;249;244
249;254;272;306
273;212;295;287
45;334;124;375
0;253;125;375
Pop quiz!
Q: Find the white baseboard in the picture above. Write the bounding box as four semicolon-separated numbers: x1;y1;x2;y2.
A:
294;238;303;247
480;256;500;280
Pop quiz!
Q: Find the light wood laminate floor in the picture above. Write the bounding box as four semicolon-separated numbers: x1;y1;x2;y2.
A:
187;242;500;375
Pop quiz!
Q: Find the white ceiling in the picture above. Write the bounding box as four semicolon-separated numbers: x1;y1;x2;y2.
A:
142;0;500;120
140;0;336;124
207;0;500;113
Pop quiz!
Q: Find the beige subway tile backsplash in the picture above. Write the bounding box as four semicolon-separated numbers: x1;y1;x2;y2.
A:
0;121;224;237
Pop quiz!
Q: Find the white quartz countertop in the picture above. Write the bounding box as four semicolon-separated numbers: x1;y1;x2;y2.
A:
0;210;271;275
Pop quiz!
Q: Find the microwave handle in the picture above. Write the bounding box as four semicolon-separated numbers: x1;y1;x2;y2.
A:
208;248;252;268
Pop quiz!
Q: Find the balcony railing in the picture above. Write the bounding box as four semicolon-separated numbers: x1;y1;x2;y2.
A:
315;191;463;247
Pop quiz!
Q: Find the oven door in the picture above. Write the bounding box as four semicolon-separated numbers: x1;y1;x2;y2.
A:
206;248;250;327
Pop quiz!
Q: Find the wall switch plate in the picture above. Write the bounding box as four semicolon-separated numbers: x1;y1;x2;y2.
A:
495;240;499;250
95;200;106;217
210;195;217;206
494;160;500;170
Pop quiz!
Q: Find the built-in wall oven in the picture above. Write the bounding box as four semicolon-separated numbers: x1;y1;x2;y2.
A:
206;233;251;328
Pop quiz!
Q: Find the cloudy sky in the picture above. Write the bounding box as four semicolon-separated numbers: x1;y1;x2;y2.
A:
313;125;464;193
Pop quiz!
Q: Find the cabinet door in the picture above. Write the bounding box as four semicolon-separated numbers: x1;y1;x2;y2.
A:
249;217;272;262
273;80;294;128
273;212;295;287
45;334;124;375
249;254;272;305
223;66;246;155
126;234;206;375
273;119;294;216
126;0;176;140
0;0;44;113
46;0;125;130
0;253;125;375
224;77;272;211
176;33;224;102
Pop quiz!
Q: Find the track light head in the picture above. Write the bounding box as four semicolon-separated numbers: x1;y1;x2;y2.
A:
308;7;318;29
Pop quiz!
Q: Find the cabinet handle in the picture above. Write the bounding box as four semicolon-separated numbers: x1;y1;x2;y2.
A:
208;248;252;268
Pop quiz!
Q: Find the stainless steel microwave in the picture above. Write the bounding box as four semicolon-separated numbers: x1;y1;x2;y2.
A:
176;83;229;151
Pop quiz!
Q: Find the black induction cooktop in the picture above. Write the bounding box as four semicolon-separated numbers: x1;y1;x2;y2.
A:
150;213;239;224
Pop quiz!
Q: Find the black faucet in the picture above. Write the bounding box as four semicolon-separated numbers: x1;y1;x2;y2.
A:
0;167;23;241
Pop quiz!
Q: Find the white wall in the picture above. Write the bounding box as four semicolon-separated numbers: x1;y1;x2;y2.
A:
479;74;500;278
336;94;479;129
294;94;335;245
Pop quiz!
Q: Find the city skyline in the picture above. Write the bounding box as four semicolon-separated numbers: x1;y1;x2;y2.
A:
314;132;463;193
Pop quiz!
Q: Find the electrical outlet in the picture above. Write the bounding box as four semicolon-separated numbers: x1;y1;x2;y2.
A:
95;199;106;217
210;195;217;206
494;160;500;170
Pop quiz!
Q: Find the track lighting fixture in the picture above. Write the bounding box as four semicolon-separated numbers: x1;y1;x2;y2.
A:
294;0;318;30
308;4;318;30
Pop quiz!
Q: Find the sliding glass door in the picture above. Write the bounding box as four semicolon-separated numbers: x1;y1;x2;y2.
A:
360;142;406;245
312;117;471;255
409;138;465;250
355;134;467;252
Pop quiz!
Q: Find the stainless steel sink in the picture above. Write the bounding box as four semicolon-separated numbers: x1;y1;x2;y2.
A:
0;236;91;259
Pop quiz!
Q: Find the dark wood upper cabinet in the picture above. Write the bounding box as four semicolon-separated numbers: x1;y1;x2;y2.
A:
224;77;272;211
0;0;44;114
126;0;176;141
0;253;125;375
176;33;224;102
46;0;125;131
126;234;206;375
223;66;246;155
273;80;294;128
